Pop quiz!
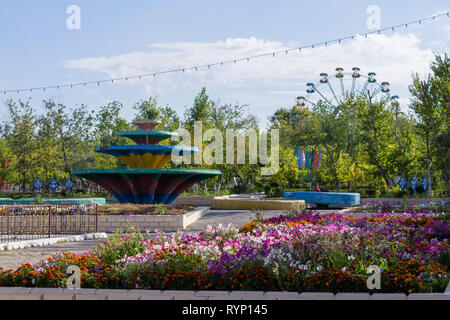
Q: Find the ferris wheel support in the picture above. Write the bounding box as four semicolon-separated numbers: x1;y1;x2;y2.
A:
351;67;360;95
297;67;396;115
336;67;345;98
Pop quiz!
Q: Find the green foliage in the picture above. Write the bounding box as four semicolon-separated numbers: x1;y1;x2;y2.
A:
155;204;166;215
184;87;213;128
133;97;161;120
34;193;44;204
91;224;146;267
2;99;38;192
0;55;448;197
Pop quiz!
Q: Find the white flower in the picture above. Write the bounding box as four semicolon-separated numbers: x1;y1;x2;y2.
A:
316;266;323;272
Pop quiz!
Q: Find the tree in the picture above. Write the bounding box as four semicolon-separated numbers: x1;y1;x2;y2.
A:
39;100;96;177
160;106;181;132
409;54;450;195
133;97;180;134
94;101;132;169
184;87;212;129
0;139;13;188
210;101;258;192
2;99;38;192
133;97;162;120
355;93;393;191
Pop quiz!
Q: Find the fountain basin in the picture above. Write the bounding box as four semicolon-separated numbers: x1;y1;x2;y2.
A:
73;168;221;204
283;191;360;207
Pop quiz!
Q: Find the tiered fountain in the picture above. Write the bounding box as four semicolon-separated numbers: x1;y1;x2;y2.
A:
72;120;221;204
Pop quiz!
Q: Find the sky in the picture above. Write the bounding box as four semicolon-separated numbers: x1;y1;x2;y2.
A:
0;1;449;127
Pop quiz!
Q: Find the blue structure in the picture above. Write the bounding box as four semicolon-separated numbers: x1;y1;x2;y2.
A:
283;191;360;207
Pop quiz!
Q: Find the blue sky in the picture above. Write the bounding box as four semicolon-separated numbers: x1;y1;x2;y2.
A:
0;1;449;126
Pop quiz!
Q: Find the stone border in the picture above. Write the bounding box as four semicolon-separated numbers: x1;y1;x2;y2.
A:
97;206;210;233
172;196;214;207
0;285;448;300
211;195;305;210
0;233;108;252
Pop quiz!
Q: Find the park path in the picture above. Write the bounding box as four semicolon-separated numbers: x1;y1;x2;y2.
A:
0;239;101;271
185;209;285;233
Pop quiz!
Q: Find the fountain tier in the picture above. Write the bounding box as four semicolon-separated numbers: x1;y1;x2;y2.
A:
72;119;221;204
72;168;220;204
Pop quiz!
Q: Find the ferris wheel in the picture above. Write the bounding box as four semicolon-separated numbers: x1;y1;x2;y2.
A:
296;67;399;109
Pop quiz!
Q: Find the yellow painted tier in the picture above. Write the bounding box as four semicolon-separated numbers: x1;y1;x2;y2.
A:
118;153;173;169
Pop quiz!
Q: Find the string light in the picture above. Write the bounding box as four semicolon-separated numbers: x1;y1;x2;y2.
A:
1;11;448;95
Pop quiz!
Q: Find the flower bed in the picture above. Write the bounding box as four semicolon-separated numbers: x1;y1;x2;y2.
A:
347;201;449;214
0;208;448;294
96;204;195;216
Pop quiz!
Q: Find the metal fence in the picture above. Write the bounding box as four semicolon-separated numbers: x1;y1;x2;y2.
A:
0;204;98;243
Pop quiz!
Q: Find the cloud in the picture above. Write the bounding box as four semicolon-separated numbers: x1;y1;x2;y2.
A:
443;24;450;36
64;33;433;89
63;33;435;119
427;9;448;18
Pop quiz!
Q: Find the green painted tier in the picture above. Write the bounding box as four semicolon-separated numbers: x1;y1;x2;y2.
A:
72;168;221;204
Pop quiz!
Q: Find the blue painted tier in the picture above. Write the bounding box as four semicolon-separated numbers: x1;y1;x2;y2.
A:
283;191;360;207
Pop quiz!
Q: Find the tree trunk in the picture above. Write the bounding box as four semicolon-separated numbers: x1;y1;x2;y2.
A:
426;134;433;197
368;95;390;188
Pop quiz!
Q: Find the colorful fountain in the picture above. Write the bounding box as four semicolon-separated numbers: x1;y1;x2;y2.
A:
72;120;221;204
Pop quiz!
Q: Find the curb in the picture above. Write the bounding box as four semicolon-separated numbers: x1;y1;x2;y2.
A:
0;233;108;252
182;206;210;229
96;206;210;233
0;287;448;300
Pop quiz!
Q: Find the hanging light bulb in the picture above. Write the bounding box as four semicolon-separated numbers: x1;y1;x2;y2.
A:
390;95;399;105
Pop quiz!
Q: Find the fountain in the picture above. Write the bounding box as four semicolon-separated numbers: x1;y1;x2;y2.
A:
72;120;221;204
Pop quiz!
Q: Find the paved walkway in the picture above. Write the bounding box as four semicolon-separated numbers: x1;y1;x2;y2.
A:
185;209;286;233
0;240;101;271
0;209;337;270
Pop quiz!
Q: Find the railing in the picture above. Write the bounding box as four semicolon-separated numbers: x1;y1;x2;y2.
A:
0;204;98;243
